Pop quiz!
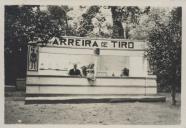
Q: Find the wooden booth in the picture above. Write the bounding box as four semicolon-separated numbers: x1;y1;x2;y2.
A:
25;36;158;102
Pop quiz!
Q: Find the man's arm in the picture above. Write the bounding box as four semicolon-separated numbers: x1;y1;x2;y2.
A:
78;69;82;77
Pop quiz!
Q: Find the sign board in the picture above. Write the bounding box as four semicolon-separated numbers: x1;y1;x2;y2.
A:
27;46;39;71
47;36;146;50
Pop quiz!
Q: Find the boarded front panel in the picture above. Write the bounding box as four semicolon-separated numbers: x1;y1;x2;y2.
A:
26;77;156;86
26;76;157;95
26;86;156;95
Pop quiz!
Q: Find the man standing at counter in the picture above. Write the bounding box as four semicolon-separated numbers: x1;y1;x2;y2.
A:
69;64;82;76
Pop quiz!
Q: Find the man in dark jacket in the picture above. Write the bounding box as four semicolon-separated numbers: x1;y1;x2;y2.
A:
69;64;81;76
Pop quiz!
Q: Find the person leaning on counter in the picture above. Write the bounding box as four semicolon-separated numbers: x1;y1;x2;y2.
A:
68;64;82;77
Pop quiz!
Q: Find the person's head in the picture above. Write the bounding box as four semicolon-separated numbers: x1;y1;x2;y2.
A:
73;64;77;69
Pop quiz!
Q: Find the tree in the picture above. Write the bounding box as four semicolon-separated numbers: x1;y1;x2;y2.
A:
88;7;113;38
129;8;171;40
47;6;73;36
77;6;100;37
147;7;181;105
110;6;149;39
5;5;38;84
5;5;69;84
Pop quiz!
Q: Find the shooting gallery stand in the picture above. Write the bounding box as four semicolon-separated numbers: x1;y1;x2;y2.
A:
25;36;165;103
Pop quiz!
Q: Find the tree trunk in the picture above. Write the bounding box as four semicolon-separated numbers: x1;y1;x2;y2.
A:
111;7;124;39
171;64;177;105
171;84;176;105
125;23;130;39
65;14;68;36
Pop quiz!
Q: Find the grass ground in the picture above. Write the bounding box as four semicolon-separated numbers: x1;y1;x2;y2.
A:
4;91;180;124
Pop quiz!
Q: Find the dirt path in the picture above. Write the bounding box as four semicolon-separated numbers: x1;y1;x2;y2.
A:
5;93;180;124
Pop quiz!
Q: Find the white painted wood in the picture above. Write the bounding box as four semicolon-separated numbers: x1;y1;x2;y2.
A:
40;47;144;57
26;77;157;86
25;95;165;101
38;53;94;75
28;47;145;76
27;71;39;75
100;49;144;56
146;87;157;94
130;56;145;77
146;79;157;85
40;47;93;55
26;86;157;95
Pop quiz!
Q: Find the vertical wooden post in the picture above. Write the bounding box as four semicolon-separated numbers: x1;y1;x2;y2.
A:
94;48;100;80
144;49;148;96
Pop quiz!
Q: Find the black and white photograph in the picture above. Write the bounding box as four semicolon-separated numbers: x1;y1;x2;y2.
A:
2;1;183;126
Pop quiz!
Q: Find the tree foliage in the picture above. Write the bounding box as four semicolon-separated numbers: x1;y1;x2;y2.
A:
147;7;181;98
47;6;72;36
129;8;171;40
5;5;69;84
110;6;149;39
5;5;39;83
77;6;100;37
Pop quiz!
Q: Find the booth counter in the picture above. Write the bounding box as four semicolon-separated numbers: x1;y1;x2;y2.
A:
26;75;157;95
